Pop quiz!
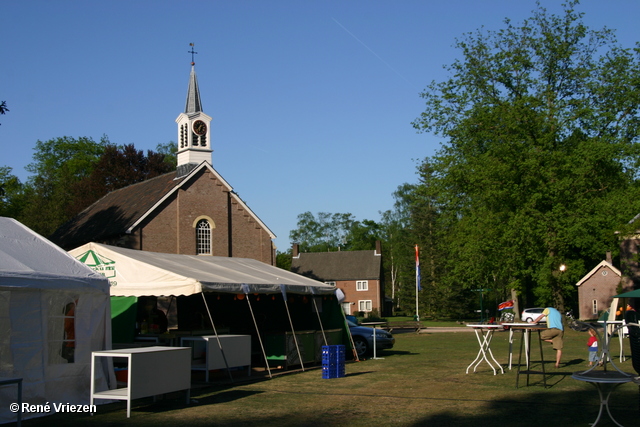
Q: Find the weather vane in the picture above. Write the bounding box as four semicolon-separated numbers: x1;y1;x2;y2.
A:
188;43;198;65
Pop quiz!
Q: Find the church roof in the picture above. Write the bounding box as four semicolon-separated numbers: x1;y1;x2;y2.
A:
49;162;275;250
50;172;184;250
291;250;382;282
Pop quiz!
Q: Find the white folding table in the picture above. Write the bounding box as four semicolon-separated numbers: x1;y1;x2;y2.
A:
90;346;191;418
465;324;504;375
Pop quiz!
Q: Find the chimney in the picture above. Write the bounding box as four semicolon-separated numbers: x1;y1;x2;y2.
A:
606;251;612;264
375;240;382;256
292;243;299;258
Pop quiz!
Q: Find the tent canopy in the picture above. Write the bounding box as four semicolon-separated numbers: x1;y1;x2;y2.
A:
613;289;640;298
0;217;113;424
69;242;337;297
0;218;108;293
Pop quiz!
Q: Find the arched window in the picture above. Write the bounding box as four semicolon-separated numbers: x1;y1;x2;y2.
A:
196;219;211;255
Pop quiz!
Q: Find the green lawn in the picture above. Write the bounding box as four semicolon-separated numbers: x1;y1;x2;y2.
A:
22;327;639;426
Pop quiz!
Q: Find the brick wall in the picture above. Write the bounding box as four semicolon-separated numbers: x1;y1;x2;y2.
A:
577;265;621;320
136;168;274;264
338;279;382;314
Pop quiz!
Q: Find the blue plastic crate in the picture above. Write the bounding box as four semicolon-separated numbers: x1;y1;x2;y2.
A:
321;345;345;378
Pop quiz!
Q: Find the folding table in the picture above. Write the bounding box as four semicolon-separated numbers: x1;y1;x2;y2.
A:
465;324;504;375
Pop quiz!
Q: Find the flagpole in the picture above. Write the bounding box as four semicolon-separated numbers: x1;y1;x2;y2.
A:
415;245;420;322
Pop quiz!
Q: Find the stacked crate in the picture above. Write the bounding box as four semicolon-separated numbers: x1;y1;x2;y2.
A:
321;344;345;379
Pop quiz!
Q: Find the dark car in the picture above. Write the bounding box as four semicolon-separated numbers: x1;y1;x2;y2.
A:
347;319;395;357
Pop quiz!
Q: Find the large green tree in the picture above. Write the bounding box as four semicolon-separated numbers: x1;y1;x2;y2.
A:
0;166;24;218
411;1;640;312
20;136;108;235
287;211;382;262
16;136;176;237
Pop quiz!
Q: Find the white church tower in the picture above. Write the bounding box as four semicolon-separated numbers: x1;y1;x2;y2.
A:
175;44;213;178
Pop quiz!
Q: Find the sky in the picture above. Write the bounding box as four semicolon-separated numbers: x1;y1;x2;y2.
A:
2;1;639;252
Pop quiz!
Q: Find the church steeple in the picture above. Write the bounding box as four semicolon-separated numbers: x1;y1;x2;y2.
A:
175;43;213;178
184;65;202;114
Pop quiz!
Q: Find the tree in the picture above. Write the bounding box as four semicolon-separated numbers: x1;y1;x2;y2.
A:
155;141;178;167
289;211;383;253
70;143;175;214
20;136;108;236
18;136;176;238
0;100;8;125
289;212;357;252
411;1;640;312
0;166;25;218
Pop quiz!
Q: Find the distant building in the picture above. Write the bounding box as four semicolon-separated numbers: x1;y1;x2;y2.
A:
575;257;622;320
50;62;276;264
290;241;386;316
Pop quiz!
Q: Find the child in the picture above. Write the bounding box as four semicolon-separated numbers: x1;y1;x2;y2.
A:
587;328;599;366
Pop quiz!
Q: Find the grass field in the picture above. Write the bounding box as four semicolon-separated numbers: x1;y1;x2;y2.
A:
21;325;640;426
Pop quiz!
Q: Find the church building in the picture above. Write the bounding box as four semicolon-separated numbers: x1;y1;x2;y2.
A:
50;58;276;264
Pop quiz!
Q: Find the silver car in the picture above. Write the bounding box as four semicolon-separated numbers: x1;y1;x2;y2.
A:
521;307;546;323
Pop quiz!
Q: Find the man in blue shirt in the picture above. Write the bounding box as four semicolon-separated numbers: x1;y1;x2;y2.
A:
534;307;563;368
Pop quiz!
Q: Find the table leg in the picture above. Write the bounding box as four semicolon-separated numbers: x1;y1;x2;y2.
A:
516;330;524;388
467;329;501;375
618;332;625;363
536;330;546;388
485;332;504;374
467;329;485;374
589;382;625;427
508;328;513;370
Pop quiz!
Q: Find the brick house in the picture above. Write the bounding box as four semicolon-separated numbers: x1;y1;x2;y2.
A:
50;63;276;264
575;258;622;320
290;242;385;316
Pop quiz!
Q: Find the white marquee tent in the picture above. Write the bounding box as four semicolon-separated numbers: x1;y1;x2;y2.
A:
69;242;338;297
0;218;114;424
69;242;342;376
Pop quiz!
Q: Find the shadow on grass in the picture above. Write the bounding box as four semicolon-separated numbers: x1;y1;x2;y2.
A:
381;350;419;356
410;388;639;427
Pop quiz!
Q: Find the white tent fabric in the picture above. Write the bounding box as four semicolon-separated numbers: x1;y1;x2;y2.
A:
0;218;113;424
69;242;337;297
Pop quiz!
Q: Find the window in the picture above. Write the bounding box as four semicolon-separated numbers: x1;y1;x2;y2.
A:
48;295;78;364
358;300;372;312
196;219;211;255
356;280;368;291
341;302;351;315
592;299;598;316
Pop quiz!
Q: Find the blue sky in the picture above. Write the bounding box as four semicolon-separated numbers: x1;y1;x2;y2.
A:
2;1;639;252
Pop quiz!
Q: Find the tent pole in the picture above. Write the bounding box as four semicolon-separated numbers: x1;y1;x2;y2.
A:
312;297;327;346
341;309;359;361
201;293;234;382
282;294;305;371
244;292;272;378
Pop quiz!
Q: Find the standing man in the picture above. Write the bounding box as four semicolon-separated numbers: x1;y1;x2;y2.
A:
534;307;563;368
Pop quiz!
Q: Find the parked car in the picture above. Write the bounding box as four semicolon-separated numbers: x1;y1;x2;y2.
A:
521;307;546;323
347;319;395;357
